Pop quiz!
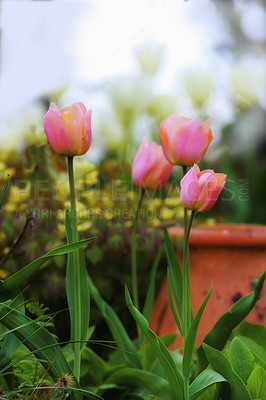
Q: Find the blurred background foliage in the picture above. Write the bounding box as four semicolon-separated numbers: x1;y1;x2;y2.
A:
0;0;266;350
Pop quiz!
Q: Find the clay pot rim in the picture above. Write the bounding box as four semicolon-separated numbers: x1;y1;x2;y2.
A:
168;223;266;247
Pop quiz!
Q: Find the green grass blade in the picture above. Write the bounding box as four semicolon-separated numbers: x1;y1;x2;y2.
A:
89;278;141;369
125;286;184;400
0;303;76;383
163;225;183;319
167;268;182;335
202;343;252;400
197;272;265;373
0;289;24;367
0;238;94;294
0;176;10;210
182;283;212;378
143;245;163;321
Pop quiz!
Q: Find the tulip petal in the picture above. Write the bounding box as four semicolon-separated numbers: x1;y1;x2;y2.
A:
132;139;173;189
173;119;208;165
159;116;190;164
132;139;156;184
199;180;226;212
196;172;217;211
180;165;200;209
43;107;70;154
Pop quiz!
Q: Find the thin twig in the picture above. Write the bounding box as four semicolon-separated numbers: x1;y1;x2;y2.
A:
0;211;35;268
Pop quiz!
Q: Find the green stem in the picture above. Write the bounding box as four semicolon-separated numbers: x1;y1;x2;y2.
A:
184;377;190;400
131;188;145;310
182;166;188;236
68;156;81;383
182;210;195;346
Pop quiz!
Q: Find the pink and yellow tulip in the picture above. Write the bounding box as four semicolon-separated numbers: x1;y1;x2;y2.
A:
43;102;92;156
158;115;213;166
180;164;226;212
132;138;173;190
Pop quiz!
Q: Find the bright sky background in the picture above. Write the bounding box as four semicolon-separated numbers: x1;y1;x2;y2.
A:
0;0;265;149
0;0;226;142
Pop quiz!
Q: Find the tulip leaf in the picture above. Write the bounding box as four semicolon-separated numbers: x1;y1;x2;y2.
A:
183;283;212;379
167;268;182;335
89;278;141;369
144;333;178;371
0;176;10;210
105;368;173;400
65;210;90;350
163;225;183;319
142;245;162;322
125;285;184;400
197;272;266;373
189;369;226;399
202;343;252;400
0;238;94;297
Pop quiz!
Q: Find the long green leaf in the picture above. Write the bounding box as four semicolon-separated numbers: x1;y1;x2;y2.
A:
182;283;212;379
202;343;252;400
189;369;226;399
125;286;184;400
197;272;265;373
89;278;141;369
163;225;183;319
0;303;76;383
0;238;94;295
143;245;162;322
0;176;10;210
167;268;182;335
0;289;24;367
105;368;173;400
65;210;90;349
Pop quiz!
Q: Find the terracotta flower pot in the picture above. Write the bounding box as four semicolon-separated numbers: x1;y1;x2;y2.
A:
150;224;266;345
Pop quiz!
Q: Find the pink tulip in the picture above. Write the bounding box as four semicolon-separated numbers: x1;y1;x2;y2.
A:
132;138;173;189
180;164;226;212
158;115;213;166
43;102;92;156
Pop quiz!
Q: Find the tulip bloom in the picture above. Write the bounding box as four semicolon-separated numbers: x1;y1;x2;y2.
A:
180;164;226;212
158;115;213;166
132;138;173;190
43;102;92;156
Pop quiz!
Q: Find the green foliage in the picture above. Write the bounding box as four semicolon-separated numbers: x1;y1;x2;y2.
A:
65;210;91;350
26;301;54;328
0;176;10;210
125;286;184;400
247;366;266;400
197;272;266;373
0;238;94;296
229;337;256;383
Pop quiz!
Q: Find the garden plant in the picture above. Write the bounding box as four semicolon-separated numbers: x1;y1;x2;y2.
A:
0;101;265;400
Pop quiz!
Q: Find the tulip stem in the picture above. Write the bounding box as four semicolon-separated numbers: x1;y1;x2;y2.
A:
68;156;81;383
182;166;188;235
182;209;195;345
131;188;145;311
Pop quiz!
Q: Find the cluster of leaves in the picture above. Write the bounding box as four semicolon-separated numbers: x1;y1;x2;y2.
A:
0;142;184;349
